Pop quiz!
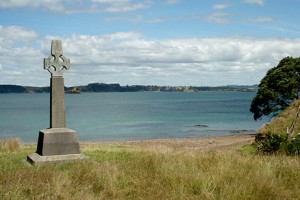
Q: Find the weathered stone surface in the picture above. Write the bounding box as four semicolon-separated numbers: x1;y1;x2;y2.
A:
50;77;65;128
36;128;80;156
44;40;70;77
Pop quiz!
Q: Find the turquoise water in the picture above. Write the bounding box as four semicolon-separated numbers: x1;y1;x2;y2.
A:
0;92;268;142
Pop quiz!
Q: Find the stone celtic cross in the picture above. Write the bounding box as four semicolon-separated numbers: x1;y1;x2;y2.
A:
27;40;88;164
44;40;70;77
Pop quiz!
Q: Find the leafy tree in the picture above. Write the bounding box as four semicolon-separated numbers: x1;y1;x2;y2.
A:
250;57;300;120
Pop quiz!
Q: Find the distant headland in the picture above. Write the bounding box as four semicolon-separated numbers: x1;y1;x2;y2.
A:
0;83;258;93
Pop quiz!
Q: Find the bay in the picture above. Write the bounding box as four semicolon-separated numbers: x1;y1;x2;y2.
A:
0;92;268;142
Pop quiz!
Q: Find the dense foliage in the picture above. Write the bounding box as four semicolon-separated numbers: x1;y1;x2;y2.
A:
255;131;300;156
255;132;288;154
250;57;300;120
286;138;300;156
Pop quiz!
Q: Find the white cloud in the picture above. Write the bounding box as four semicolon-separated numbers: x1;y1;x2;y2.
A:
213;4;229;9
164;0;180;5
242;0;264;6
0;26;40;69
0;0;152;13
147;17;166;23
0;0;65;12
56;34;300;86
205;12;231;24
0;26;42;85
91;0;152;13
1;28;300;86
0;26;38;41
247;17;273;23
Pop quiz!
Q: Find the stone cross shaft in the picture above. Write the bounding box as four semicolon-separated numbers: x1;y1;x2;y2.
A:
44;40;69;128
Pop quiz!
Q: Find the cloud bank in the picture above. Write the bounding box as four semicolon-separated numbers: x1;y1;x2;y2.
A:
243;0;265;6
0;0;153;13
1;26;300;86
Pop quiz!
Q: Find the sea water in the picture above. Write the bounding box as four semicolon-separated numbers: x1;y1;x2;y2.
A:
0;92;268;142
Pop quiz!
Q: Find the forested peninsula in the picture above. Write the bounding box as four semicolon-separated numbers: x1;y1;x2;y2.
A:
0;83;258;93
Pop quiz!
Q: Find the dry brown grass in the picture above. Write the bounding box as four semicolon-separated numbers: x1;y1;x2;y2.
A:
1;137;300;199
0;137;21;152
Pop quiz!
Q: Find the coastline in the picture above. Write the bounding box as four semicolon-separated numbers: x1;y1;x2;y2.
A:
80;134;255;151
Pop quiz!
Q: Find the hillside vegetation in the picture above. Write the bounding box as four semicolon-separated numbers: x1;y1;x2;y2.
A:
1;138;300;199
0;83;257;93
258;99;300;137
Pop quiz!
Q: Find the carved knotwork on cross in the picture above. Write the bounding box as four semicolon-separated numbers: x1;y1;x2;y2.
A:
44;40;70;77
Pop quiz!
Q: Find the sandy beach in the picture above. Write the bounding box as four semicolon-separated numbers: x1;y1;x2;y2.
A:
81;134;255;151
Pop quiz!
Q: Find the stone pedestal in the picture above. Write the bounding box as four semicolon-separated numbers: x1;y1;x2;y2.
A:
37;128;80;156
27;128;88;164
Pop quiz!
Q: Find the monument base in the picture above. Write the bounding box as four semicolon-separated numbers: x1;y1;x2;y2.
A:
27;127;89;165
37;128;81;156
27;153;89;165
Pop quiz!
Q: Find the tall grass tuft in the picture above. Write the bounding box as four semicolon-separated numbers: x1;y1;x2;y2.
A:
0;138;21;152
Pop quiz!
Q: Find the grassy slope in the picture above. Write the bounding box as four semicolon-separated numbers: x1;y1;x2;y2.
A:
258;99;300;137
1;140;300;199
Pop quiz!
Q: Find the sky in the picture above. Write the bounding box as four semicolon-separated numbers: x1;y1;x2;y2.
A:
0;0;300;87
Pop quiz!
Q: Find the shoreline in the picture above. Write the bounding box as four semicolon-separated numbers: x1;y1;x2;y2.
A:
80;134;256;151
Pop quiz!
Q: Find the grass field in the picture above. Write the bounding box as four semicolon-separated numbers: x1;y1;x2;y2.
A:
1;138;300;199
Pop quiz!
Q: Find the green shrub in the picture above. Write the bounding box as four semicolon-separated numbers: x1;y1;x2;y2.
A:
285;138;300;156
255;132;288;154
